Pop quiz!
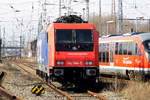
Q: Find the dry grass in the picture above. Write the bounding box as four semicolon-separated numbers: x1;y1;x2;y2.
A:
122;82;150;100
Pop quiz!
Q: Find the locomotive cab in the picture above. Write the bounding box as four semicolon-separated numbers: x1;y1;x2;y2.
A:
48;24;99;83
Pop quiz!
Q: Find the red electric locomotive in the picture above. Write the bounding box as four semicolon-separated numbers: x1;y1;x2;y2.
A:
99;32;150;80
36;23;99;86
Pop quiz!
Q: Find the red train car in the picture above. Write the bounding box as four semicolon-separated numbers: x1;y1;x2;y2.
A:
37;23;99;86
99;32;150;80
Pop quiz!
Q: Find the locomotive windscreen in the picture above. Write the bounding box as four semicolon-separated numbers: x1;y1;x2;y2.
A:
143;40;150;61
56;29;93;51
143;40;150;50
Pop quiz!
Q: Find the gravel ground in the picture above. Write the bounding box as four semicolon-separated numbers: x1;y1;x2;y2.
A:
0;63;66;100
0;95;8;100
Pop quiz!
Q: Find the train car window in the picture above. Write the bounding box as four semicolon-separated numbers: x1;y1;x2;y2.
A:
99;43;104;62
115;42;119;55
99;43;109;62
143;40;150;61
118;42;123;55
113;41;141;56
128;42;133;55
143;40;150;50
122;42;128;55
132;42;136;55
135;43;141;55
126;42;129;55
99;43;103;62
109;42;115;62
105;43;109;62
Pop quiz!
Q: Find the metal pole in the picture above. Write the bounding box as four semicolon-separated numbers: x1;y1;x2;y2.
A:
112;0;116;33
136;18;138;32
20;36;22;58
99;0;102;34
85;0;89;22
149;19;150;32
82;8;85;20
3;28;5;57
117;0;123;34
59;0;61;17
106;23;109;35
68;0;72;15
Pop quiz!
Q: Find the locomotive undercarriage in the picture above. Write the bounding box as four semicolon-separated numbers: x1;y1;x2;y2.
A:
36;67;99;88
127;70;150;81
52;67;99;86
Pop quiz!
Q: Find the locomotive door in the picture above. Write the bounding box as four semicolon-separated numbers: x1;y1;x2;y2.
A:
109;43;115;66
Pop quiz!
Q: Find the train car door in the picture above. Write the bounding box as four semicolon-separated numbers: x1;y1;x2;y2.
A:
109;42;115;66
134;42;144;69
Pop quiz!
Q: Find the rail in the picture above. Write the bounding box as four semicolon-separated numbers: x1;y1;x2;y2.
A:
0;87;23;100
87;91;109;100
11;61;74;100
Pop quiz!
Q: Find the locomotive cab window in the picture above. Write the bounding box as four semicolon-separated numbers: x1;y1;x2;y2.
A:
143;40;150;61
143;40;150;51
55;29;93;51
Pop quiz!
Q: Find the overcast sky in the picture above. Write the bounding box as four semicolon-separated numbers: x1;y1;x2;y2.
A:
0;0;150;45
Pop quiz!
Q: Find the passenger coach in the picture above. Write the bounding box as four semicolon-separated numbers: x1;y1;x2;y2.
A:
99;32;150;80
36;23;99;86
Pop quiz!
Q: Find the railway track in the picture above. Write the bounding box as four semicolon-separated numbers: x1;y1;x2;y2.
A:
10;59;110;100
0;71;23;100
0;87;23;100
0;72;23;100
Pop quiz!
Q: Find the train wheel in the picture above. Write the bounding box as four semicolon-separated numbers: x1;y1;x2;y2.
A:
36;69;39;75
127;70;135;80
45;73;48;82
47;77;52;83
134;71;145;81
128;70;145;81
38;70;42;77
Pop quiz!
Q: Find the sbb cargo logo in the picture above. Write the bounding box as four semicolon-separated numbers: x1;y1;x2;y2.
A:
31;85;45;96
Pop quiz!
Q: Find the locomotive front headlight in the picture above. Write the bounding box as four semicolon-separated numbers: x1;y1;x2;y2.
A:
85;61;93;65
56;61;61;65
60;61;64;65
88;61;93;65
56;61;64;65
